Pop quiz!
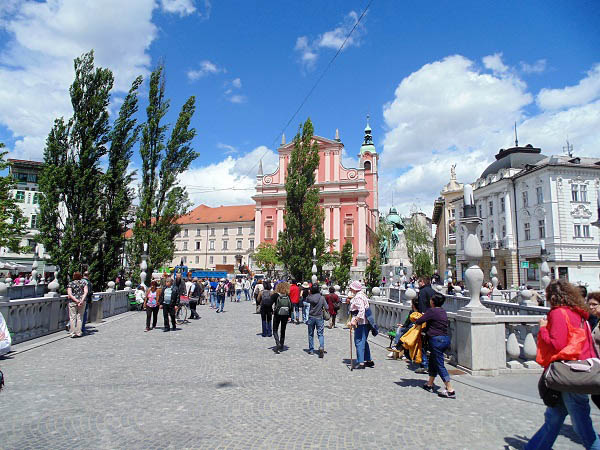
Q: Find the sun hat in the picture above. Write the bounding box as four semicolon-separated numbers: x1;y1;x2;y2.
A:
349;280;363;292
301;281;310;289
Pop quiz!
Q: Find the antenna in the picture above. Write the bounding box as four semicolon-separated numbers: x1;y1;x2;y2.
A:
563;139;573;157
514;121;519;147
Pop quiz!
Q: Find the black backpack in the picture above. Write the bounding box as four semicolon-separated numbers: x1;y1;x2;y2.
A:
276;294;292;316
216;284;226;296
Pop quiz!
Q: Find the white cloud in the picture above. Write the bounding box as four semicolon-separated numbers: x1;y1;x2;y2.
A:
231;77;241;89
536;63;600;110
228;94;246;104
0;0;193;160
160;0;195;16
187;59;222;80
217;142;238;154
379;56;600;218
180;146;278;206
482;52;508;74
294;10;365;70
520;59;547;74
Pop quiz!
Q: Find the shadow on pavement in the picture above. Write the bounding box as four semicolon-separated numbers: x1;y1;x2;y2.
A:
394;378;425;388
505;424;584;449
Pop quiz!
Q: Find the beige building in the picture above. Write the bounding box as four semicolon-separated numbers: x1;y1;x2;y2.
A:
432;167;463;280
171;204;256;271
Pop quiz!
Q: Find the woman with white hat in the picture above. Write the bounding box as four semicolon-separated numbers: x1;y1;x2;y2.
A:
348;280;374;369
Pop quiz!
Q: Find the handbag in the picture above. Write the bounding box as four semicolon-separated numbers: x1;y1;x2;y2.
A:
543;358;600;394
536;308;587;367
365;307;379;336
323;306;331;321
538;371;561;407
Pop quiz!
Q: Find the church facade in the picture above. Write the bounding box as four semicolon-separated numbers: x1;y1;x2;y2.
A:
253;122;379;272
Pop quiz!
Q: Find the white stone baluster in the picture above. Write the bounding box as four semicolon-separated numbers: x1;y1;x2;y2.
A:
523;324;540;369
506;324;522;369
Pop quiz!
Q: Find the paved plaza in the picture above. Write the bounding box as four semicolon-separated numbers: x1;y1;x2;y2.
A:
0;300;597;449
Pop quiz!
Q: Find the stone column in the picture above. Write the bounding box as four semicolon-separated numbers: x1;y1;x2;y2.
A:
325;151;330;182
254;207;262;246
333;205;341;251
324;207;330;241
276;207;284;236
504;191;514;249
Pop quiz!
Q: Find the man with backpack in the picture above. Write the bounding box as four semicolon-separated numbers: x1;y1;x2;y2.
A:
272;282;292;353
188;277;202;319
216;279;226;313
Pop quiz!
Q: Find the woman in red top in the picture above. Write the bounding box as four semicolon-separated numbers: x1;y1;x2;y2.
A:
526;280;600;450
325;286;339;329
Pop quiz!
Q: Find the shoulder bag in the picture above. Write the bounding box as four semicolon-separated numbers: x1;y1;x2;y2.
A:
322;296;331;321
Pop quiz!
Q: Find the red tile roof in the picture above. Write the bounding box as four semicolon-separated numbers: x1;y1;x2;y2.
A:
178;204;255;224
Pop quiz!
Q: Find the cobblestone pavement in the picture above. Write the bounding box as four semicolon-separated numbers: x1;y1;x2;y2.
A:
0;299;597;449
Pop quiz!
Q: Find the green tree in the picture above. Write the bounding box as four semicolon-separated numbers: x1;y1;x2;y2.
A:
332;239;353;291
364;254;382;295
91;76;142;288
128;65;198;279
277;118;325;281
403;213;434;277
252;242;280;278
39;51;114;288
0;144;28;251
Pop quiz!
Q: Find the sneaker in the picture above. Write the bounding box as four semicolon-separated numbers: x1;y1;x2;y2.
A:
422;383;434;392
163;328;170;332
438;390;456;398
308;350;314;355
415;367;428;374
353;363;365;369
365;361;375;368
387;351;395;358
319;348;324;359
216;310;219;313
145;328;150;332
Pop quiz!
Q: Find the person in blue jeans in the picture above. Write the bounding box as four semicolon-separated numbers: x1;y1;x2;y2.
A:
348;280;374;369
209;278;217;308
306;285;326;358
216;279;226;313
414;292;455;398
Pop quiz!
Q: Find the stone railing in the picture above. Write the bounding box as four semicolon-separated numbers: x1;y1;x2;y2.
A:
367;299;543;376
6;283;47;300
0;290;130;345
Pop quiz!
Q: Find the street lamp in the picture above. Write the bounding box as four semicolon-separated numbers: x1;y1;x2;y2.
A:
461;184;484;308
311;247;318;284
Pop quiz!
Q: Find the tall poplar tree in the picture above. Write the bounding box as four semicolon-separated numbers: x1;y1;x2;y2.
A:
128;65;198;278
332;239;353;291
277;118;325;281
39;51;113;288
91;76;142;287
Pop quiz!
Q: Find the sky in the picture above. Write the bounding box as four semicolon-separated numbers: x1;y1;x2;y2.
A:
0;0;599;217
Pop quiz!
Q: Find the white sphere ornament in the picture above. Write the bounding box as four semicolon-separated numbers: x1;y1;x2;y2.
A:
372;286;381;296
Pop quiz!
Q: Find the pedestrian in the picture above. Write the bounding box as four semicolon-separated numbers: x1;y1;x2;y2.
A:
228;279;235;302
235;278;243;302
81;271;93;334
209;278;218;308
243;277;251;301
253;280;264;314
301;282;310;323
188;277;201;319
348;280;374;369
526;280;600;449
306;284;327;358
158;278;179;332
260;281;274;337
325;286;340;329
272;282;292;353
144;280;160;331
415;292;455;398
289;279;300;324
415;276;435;374
216;279;226;313
67;272;88;338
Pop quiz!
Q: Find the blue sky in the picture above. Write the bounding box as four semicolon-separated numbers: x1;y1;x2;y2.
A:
0;0;599;215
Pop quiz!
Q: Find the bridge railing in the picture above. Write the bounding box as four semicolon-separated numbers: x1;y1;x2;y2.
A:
0;290;130;345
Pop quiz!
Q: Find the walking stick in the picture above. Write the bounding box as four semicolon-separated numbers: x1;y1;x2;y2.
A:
350;325;353;371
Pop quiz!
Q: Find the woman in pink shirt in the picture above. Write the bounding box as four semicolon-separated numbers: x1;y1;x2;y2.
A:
526;280;600;450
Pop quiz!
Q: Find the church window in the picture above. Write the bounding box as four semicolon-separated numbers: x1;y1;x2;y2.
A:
364;161;371;171
345;223;353;238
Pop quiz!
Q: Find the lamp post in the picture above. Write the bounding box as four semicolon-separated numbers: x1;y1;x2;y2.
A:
592;191;600;260
461;184;485;309
140;243;148;289
31;244;39;286
446;257;453;286
311;247;317;285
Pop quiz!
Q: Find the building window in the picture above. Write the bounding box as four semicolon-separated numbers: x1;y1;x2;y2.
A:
182;256;187;264
265;225;273;239
237;226;243;235
237;240;242;250
183;241;188;251
538;219;545;239
574;224;581;237
184;229;188;237
488;201;493;216
15;191;25;203
196;241;201;250
572;185;579;202
30;215;38;229
479;229;484;241
209;240;215;250
195;256;199;264
536;187;543;205
345;223;353;238
196;228;201;236
210;227;215;236
223;227;228;236
489;225;494;241
478;204;483;217
32;193;40;204
209;256;214;265
581;185;588;202
222;240;228;250
500;197;505;213
222;256;227;264
524;222;531;240
583;224;590;237
502;224;506;238
249;239;254;250
522;191;529;208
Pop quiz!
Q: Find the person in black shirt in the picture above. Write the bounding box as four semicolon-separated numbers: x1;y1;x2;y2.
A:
415;276;435;373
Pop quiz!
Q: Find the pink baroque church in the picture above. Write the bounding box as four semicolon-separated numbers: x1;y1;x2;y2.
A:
253;119;379;273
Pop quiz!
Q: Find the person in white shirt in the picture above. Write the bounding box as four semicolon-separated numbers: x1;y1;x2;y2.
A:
243;278;251;301
235;278;243;302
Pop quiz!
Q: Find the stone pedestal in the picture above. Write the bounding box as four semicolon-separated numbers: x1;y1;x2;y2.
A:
455;306;504;376
89;297;104;323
